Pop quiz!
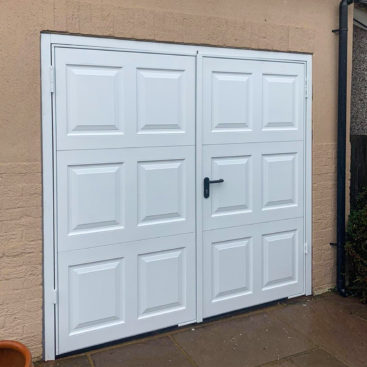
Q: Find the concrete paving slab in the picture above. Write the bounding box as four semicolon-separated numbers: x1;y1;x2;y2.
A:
172;311;314;367
273;294;367;367
91;336;193;367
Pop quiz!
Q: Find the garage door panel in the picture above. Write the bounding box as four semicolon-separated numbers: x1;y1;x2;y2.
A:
55;48;195;150
138;248;186;318
211;237;253;302
202;57;304;144
203;145;256;229
203;142;303;230
65;65;124;137
262;153;298;210
203;57;258;144
57;150;129;252
211;155;252;217
260;143;304;223
58;234;195;354
137;159;186;226
57;147;195;252
203;225;257;317
67;258;126;333
262;74;298;131
203;219;304;317
260;219;304;299
134;147;195;240
58;245;132;354
132;53;195;147
211;71;253;133
55;48;129;150
67;163;125;234
262;230;298;290
134;234;196;330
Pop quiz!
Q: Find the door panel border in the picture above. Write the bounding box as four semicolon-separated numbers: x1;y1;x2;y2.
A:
41;33;312;360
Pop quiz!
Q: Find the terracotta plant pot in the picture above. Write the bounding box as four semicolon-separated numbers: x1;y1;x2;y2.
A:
0;341;32;367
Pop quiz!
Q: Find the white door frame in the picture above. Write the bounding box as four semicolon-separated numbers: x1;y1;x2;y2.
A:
41;33;312;360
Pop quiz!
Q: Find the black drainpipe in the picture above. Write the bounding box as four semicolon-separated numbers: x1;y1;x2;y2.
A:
332;0;353;297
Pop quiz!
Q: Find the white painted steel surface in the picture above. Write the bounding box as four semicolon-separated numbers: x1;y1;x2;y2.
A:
201;57;305;317
42;35;311;357
55;48;196;353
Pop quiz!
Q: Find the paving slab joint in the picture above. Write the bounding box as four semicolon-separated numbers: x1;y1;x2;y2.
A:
168;334;200;367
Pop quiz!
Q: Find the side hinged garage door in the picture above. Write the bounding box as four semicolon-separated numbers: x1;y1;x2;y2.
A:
54;47;197;354
200;56;306;317
46;38;310;356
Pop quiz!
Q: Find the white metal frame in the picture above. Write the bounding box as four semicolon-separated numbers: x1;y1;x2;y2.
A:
41;33;312;360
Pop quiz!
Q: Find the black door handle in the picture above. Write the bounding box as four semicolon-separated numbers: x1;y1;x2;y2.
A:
203;177;224;198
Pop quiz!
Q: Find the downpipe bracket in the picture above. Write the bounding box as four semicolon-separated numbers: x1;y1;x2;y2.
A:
332;27;348;33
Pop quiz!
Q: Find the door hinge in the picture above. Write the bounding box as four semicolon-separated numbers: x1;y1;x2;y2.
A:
50;65;55;94
50;288;58;304
304;242;308;255
304;82;308;99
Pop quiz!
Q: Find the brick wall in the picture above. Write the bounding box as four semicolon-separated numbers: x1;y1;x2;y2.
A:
0;162;43;358
312;143;337;293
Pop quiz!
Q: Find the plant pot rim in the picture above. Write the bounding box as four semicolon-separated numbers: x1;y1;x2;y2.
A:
0;340;32;367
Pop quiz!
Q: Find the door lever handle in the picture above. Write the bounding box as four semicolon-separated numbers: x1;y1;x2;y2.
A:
203;177;224;199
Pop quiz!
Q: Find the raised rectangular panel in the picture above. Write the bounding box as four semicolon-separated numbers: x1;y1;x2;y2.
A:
58;245;130;353
68;163;124;233
211;156;252;216
202;57;260;145
203;225;259;317
132;146;195;240
262;153;297;210
203;145;258;231
133;234;196;332
138;159;185;226
55;47;132;150
132;53;195;147
262;74;297;130
138;248;185;318
211;72;252;132
212;238;252;301
137;69;185;134
262;230;298;290
66;65;124;135
68;258;125;333
57;150;131;251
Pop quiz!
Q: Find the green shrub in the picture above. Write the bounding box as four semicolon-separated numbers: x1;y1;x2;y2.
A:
346;187;367;303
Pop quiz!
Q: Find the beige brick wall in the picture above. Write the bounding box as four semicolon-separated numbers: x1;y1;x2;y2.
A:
0;0;353;361
0;162;43;358
312;143;337;293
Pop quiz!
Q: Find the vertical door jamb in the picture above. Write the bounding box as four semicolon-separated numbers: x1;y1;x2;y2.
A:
305;56;313;296
41;33;56;361
195;52;204;322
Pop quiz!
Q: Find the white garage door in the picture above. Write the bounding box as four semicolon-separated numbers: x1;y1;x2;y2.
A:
55;48;197;354
201;57;305;317
49;41;309;355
